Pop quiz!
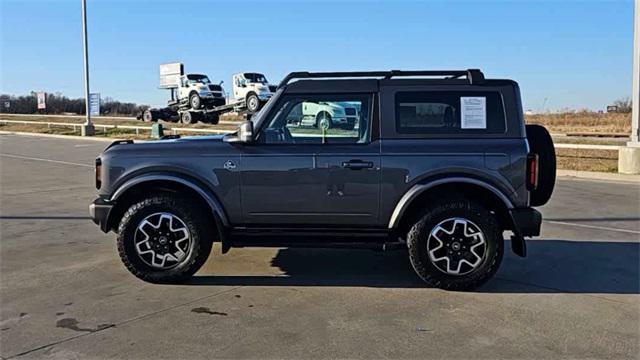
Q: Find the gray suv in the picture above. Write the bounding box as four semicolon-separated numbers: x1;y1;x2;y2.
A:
90;69;555;290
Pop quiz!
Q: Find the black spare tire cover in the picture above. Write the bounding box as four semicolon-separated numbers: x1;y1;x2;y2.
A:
526;124;556;206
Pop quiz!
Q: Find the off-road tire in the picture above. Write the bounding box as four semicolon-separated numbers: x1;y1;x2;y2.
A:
142;109;154;122
407;198;503;291
116;194;213;283
189;93;202;110
526;124;556;206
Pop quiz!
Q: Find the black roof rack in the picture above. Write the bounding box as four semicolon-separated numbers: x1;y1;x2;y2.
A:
277;69;484;89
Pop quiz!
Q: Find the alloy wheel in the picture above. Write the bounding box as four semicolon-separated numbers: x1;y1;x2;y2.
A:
426;217;487;275
134;212;192;269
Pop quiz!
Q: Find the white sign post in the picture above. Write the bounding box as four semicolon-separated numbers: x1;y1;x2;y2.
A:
159;62;184;89
89;93;100;116
36;92;46;110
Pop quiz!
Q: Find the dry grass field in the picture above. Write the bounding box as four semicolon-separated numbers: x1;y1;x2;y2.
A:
1;112;632;172
525;112;631;134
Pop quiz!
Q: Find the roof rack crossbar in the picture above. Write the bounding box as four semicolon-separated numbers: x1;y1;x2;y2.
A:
277;69;484;88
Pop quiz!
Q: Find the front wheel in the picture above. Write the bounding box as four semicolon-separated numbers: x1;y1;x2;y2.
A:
116;194;213;283
315;112;332;129
246;93;260;113
407;198;503;291
189;93;202;110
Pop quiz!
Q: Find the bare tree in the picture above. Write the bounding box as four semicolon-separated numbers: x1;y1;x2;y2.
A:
612;97;632;113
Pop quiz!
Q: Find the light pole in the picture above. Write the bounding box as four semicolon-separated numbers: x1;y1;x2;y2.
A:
619;0;640;173
632;0;640;144
81;0;94;136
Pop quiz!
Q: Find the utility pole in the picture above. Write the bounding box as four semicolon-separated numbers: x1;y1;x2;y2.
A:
81;0;94;136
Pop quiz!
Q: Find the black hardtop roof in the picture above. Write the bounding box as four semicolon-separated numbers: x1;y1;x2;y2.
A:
283;77;518;94
278;69;492;89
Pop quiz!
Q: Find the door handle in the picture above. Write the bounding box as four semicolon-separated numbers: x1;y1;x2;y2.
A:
341;160;374;170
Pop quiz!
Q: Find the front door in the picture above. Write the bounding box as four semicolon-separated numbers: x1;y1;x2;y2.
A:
239;93;379;226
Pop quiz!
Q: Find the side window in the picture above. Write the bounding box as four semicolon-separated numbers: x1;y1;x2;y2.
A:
395;91;506;134
258;95;370;145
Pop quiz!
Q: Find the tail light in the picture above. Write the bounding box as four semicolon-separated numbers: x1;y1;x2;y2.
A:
526;153;538;191
95;158;102;189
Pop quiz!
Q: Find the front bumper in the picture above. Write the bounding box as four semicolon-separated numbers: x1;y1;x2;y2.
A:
89;197;114;233
257;93;272;101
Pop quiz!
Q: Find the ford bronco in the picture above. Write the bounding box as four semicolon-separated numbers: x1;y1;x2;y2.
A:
90;69;555;290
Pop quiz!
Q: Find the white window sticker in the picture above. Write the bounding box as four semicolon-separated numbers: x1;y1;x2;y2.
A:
461;97;486;129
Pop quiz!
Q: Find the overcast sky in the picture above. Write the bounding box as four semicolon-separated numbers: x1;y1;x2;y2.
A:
0;0;633;111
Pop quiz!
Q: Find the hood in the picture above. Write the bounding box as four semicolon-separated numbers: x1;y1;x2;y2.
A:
101;134;231;158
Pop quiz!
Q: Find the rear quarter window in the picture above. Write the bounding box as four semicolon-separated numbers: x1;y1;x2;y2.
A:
395;91;506;135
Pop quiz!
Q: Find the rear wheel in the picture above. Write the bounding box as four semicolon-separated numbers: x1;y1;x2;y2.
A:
407;198;503;291
206;113;220;125
116;194;213;283
526;124;556;206
181;111;194;124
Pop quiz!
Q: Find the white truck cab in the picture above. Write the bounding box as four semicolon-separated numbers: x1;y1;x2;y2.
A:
177;74;226;109
232;72;276;112
287;101;360;130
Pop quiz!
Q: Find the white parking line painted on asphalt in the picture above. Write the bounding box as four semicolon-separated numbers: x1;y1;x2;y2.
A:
0;153;93;168
545;220;640;235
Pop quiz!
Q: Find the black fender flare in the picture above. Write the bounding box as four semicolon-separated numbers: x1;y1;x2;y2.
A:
388;177;527;257
110;174;229;227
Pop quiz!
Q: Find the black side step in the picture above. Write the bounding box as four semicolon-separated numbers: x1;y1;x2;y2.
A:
229;240;405;251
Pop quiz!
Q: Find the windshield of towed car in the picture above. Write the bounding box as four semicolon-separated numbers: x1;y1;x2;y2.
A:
186;74;211;85
244;73;268;84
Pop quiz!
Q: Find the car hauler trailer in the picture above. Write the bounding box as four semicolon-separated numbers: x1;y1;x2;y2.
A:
139;63;274;125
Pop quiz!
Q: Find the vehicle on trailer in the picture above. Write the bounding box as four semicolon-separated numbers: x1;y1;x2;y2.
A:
90;69;556;291
286;101;359;130
142;64;273;125
177;74;226;109
231;72;276;113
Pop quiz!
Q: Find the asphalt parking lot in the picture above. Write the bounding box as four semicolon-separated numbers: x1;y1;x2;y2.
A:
1;133;639;359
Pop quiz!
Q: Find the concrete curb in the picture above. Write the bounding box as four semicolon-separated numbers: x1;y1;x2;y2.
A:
0;130;116;142
557;169;640;183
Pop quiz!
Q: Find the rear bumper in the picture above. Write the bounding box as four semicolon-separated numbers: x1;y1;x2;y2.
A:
510;208;542;237
89;197;114;233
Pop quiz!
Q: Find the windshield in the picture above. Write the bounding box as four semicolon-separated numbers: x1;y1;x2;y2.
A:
244;73;268;84
186;74;211;85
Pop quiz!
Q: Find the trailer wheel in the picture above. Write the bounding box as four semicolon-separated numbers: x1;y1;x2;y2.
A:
246;93;260;113
207;113;220;125
142;109;155;122
189;93;202;110
181;111;194;124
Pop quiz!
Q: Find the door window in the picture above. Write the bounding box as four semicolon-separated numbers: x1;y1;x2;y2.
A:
258;95;371;145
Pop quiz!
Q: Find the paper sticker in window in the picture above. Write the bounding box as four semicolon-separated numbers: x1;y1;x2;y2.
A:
461;97;486;129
